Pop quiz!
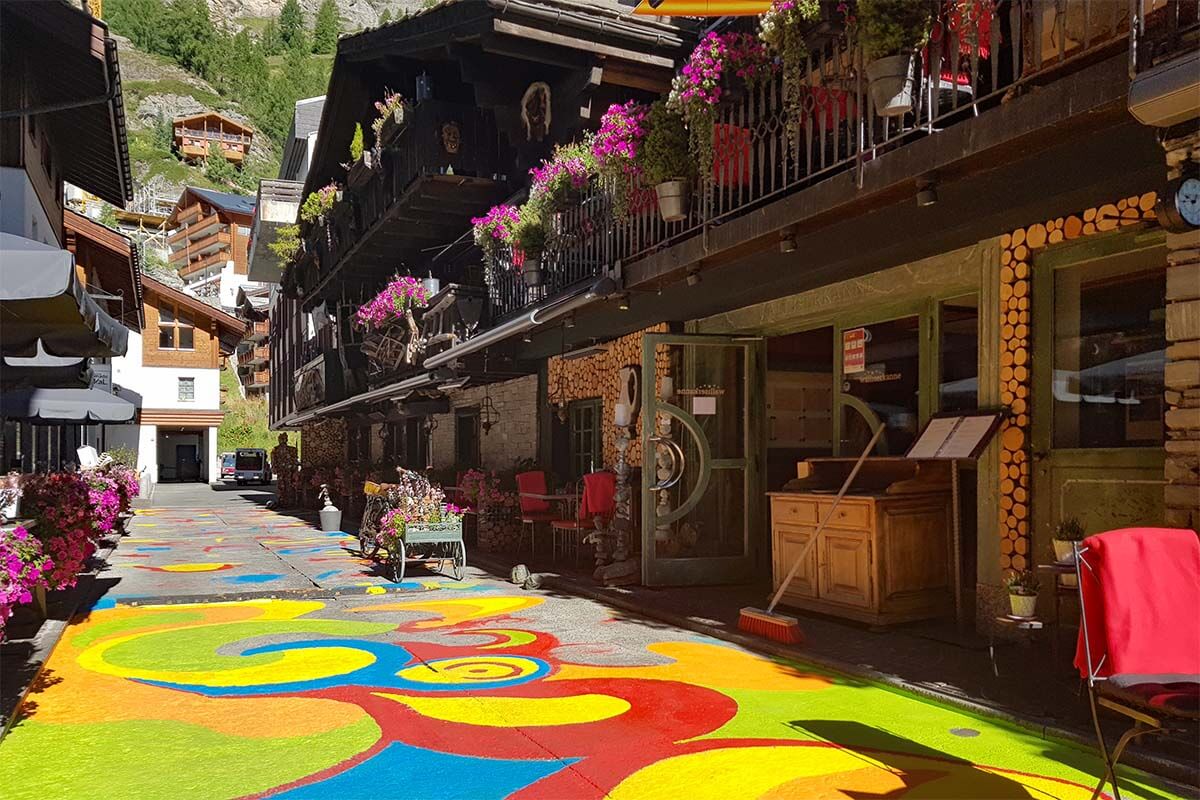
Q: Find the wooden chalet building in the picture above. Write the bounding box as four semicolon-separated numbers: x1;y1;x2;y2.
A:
272;0;1199;633
167;186;256;303
173;112;254;166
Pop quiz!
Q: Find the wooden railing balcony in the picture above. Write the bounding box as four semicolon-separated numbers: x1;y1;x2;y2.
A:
250;368;270;388
177;251;231;275
174;126;253;145
249;319;269;341
169;214;223;246
170;230;230;260
294;100;504;302
484;0;1132;320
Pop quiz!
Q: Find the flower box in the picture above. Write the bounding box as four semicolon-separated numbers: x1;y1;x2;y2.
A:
347;151;376;190
403;520;464;545
376;106;407;148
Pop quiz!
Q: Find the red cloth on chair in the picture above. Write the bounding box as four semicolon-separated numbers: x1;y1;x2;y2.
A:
579;471;616;524
516;471;551;515
1074;527;1200;680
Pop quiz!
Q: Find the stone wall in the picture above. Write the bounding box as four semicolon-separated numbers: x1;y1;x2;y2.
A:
1164;131;1200;531
429;375;539;472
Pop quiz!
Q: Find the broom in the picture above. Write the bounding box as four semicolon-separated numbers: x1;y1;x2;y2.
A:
738;424;886;644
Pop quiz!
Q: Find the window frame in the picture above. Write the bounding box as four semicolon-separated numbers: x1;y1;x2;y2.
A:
568;398;603;479
177;376;195;402
158;301;196;351
455;408;481;469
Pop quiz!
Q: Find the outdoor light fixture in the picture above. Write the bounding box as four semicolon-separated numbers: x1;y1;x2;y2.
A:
779;229;797;253
437;376;470;392
687;270;702;287
522;330;533;343
916;179;938;207
564;313;575;329
617;294;631;311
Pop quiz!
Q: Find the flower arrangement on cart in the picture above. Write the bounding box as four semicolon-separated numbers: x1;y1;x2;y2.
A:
373;469;466;582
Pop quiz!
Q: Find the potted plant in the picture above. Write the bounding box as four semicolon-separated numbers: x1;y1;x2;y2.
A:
759;0;822;148
529;135;596;208
1051;516;1086;564
300;183;340;227
511;200;549;286
346;123;376;188
371;90;406;148
593;100;649;219
639;101;695;223
857;0;934;117
667;32;773;180
471;203;519;268
1004;569;1040;618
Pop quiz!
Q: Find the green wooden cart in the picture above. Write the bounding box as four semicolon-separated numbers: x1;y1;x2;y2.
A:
388;521;466;583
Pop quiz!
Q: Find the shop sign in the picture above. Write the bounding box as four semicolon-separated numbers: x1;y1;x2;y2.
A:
843;328;867;374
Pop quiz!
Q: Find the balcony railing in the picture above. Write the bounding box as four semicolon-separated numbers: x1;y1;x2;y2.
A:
175;126;253;145
249;319;269;341
169;213;222;246
1132;0;1199;74
483;0;1131;320
250;368;270;388
300;100;501;294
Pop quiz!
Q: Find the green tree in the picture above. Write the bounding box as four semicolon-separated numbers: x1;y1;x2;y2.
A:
152;111;173;150
378;8;391;24
260;17;283;56
204;153;239;188
279;0;305;51
160;0;217;78
350;123;364;161
312;0;339;54
106;0;164;51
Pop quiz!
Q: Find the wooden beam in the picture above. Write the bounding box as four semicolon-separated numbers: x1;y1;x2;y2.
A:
491;20;675;69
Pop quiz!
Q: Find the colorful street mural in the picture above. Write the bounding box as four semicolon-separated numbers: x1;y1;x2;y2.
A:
0;592;1181;800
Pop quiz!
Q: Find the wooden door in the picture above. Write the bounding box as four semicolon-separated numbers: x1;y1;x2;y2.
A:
773;523;818;599
818;530;873;608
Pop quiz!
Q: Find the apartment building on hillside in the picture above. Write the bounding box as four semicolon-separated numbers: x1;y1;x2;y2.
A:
167;186;255;305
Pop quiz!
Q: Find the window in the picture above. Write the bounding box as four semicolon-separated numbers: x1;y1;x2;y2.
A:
455;409;480;468
1052;262;1165;449
348;425;372;463
384;421;403;462
178;377;195;402
841;316;922;455
939;294;979;413
569;399;602;478
158;302;195;350
404;418;429;471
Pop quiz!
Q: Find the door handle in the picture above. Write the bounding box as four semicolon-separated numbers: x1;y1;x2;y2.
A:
648;435;686;492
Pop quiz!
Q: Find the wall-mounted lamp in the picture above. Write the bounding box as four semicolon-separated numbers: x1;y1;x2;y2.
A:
916;179;938;207
779;229;797;253
617;294;631;311
564;313;575;329
686;270;702;287
521;330;533;343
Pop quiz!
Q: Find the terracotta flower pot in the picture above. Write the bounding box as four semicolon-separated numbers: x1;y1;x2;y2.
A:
654;179;691;223
865;53;917;117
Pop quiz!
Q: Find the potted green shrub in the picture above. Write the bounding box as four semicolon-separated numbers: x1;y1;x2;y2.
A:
858;0;934;117
511;200;549;287
346;123;375;188
1051;516;1086;564
639;101;695;223
1004;569;1040;618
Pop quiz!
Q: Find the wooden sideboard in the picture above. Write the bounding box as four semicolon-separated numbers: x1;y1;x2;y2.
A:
768;458;954;626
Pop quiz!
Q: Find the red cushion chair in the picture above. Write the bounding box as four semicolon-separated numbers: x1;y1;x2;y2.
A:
516;471;558;556
551;472;616;564
1073;527;1200;799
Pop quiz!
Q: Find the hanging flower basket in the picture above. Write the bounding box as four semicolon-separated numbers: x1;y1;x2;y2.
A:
654;179;691;223
865;53;917;117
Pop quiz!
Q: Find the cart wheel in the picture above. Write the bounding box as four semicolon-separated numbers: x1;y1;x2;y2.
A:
391;541;406;583
450;540;466;581
359;528;380;559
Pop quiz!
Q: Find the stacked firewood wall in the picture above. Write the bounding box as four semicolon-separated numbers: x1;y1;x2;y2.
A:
997;191;1159;572
547;324;669;468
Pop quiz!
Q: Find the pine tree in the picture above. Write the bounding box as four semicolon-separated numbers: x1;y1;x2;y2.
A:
260;17;283;56
312;0;339;54
279;0;305;51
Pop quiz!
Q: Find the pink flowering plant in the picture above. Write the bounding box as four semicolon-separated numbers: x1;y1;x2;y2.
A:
83;470;121;535
0;525;53;636
377;469;462;554
371;89;406;142
23;471;97;590
759;0;822;148
593;101;650;218
353;275;429;330
472;203;521;267
460;469;518;516
668;32;775;178
529;135;596;207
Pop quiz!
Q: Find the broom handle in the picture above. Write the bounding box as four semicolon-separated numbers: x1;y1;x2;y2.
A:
766;424;886;616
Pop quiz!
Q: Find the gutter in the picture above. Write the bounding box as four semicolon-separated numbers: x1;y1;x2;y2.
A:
422;276;617;370
302;370;442;419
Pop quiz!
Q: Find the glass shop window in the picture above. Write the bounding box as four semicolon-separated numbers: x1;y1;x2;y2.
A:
842;316;922;455
455;410;480;468
940;294;980;413
1053;262;1165;448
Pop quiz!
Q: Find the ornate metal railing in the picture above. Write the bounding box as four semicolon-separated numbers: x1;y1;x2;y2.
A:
1131;0;1199;74
483;0;1132;321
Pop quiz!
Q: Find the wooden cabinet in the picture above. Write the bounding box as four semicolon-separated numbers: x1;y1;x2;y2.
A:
769;461;953;625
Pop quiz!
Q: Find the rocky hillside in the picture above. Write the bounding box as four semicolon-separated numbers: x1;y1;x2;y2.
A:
116;35;280;205
215;0;431;30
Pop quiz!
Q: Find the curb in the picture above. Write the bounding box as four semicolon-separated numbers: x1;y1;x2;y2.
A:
470;552;1199;792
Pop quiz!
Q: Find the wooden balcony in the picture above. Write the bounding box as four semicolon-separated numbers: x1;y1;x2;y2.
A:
169;213;222;246
248;319;269;342
479;0;1137;323
249;368;270;389
246;345;269;366
292;100;506;305
177;250;231;277
169;230;230;263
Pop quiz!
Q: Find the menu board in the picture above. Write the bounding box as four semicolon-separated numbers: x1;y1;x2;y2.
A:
905;412;1002;461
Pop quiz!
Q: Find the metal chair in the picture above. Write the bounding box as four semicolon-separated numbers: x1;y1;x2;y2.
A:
1074;528;1200;800
516;470;557;556
551;471;615;566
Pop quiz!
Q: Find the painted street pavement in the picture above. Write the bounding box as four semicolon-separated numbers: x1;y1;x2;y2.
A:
1;588;1184;799
1;501;1185;799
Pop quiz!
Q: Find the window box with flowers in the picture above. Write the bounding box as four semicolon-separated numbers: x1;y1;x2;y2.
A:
355;275;431;377
300;183;342;228
593;100;650;220
371;90;407;149
345;123;378;190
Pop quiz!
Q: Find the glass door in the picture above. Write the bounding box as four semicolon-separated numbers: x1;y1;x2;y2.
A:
641;333;764;586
